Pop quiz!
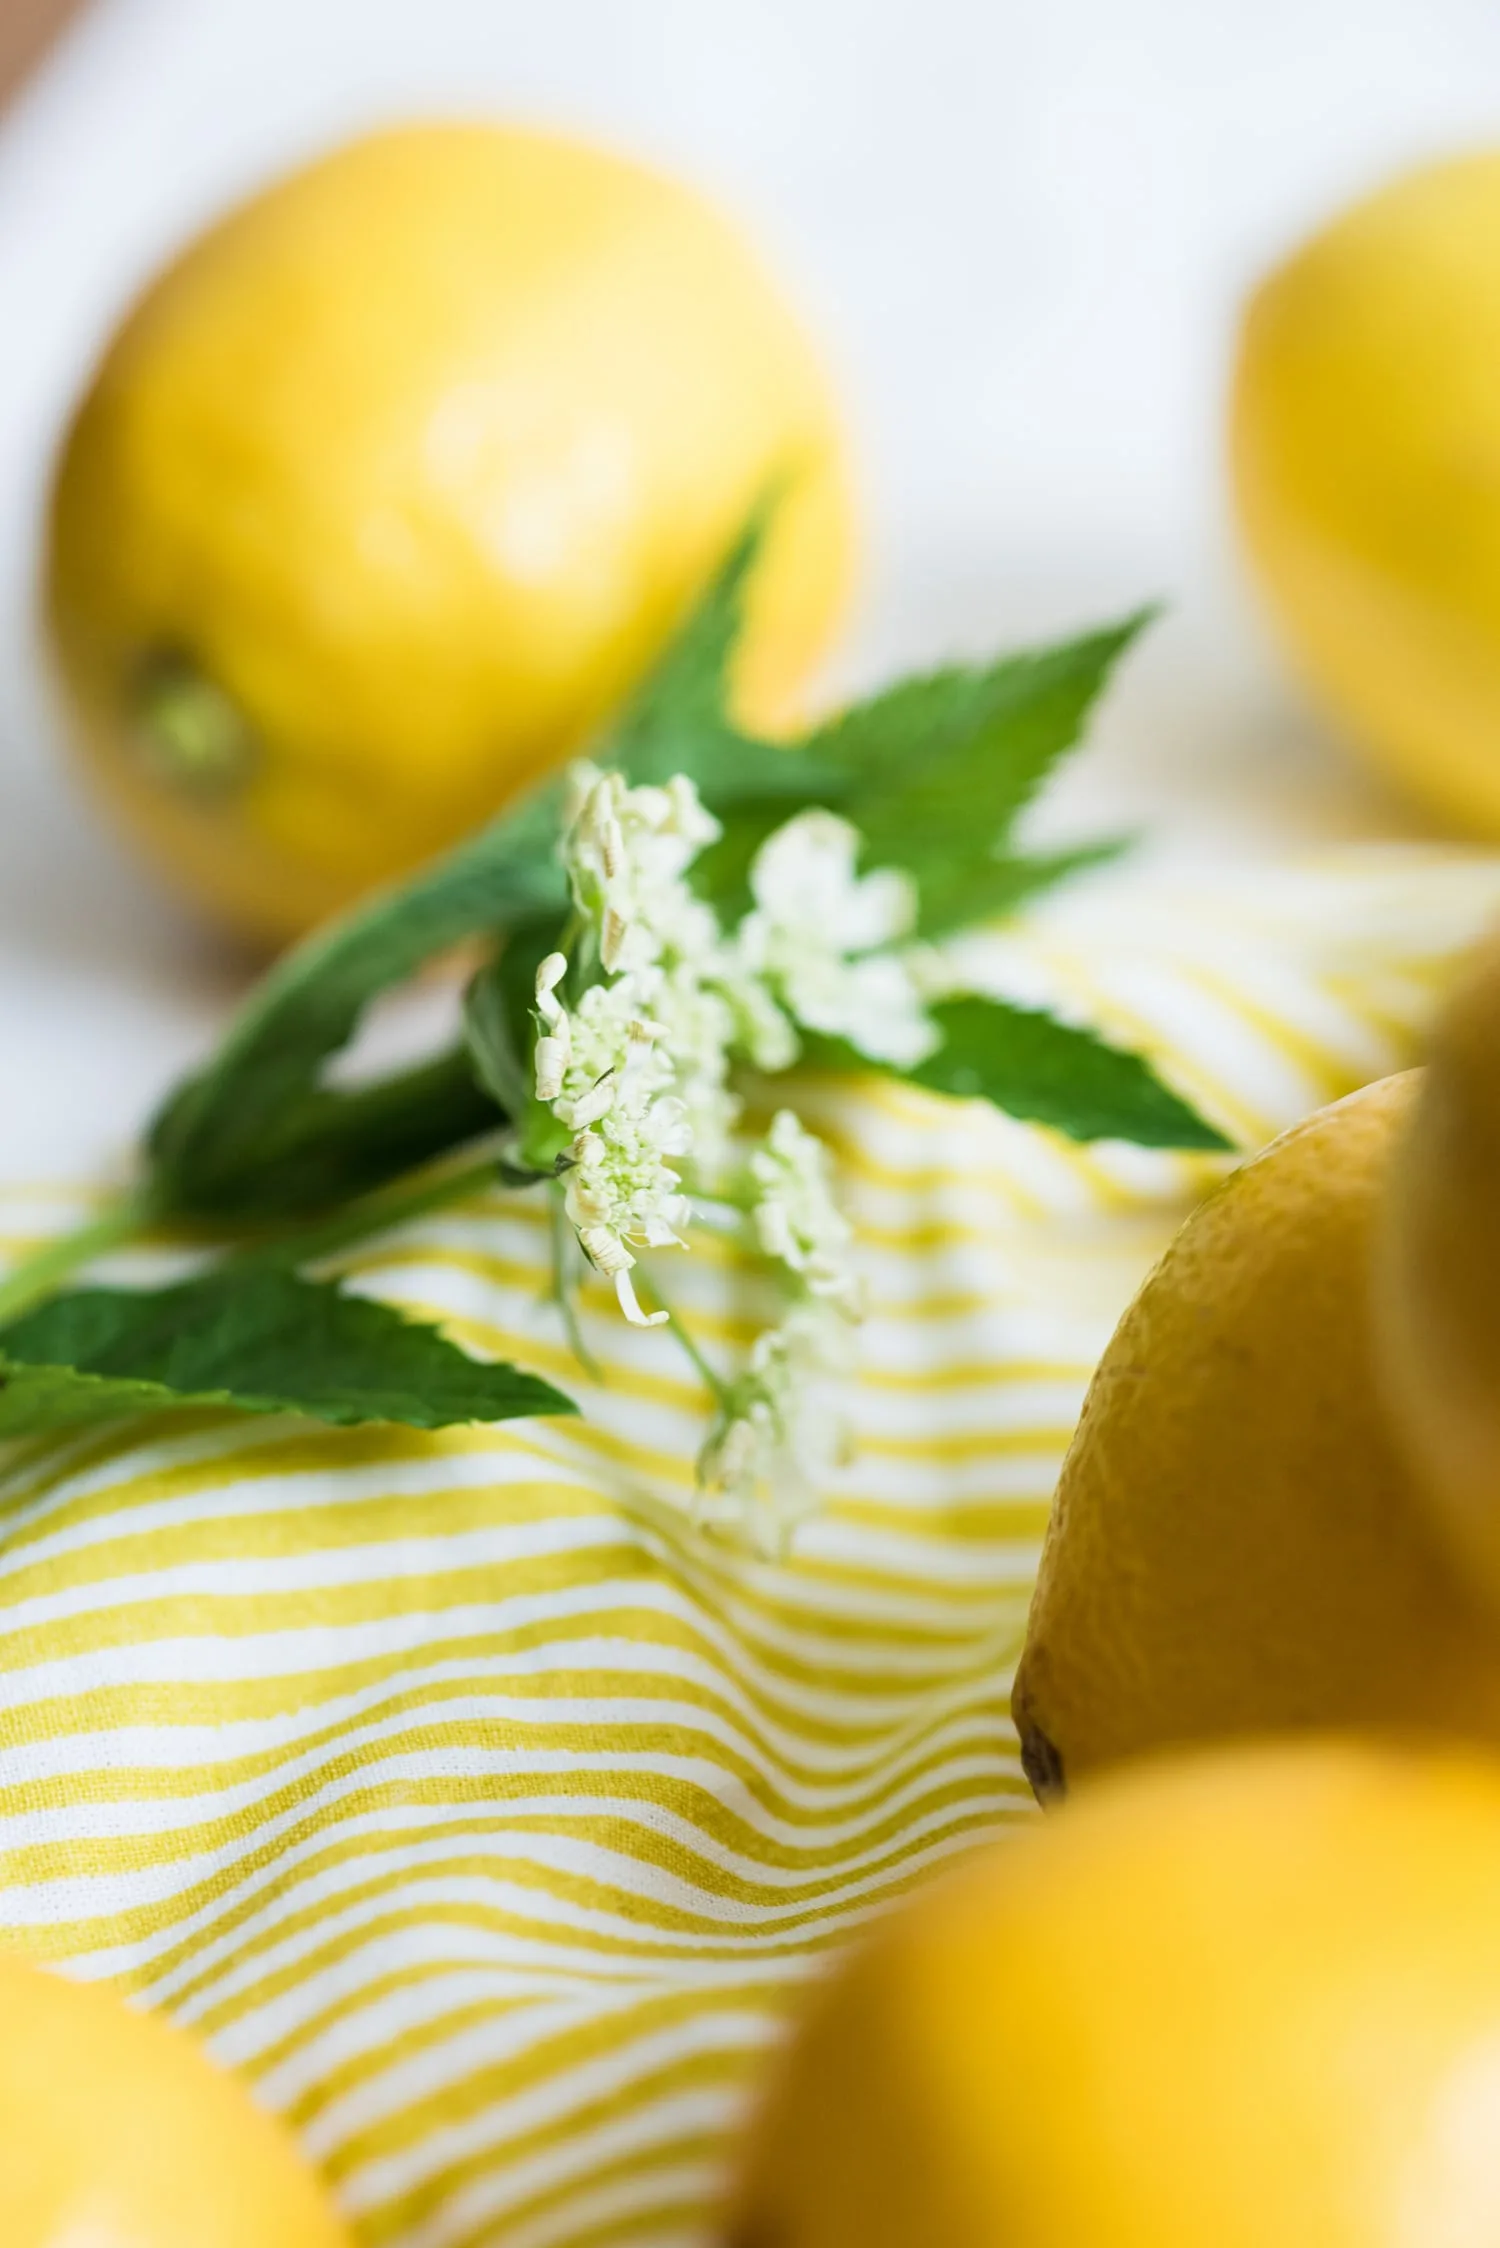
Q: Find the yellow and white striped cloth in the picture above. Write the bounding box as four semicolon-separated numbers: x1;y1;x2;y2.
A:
1;843;1497;2248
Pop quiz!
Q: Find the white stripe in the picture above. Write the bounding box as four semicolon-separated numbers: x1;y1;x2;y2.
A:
332;2008;782;2203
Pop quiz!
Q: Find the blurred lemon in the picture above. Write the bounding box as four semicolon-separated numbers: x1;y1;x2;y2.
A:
1007;1072;1500;1793
46;123;854;945
734;1739;1500;2248
1231;151;1500;836
0;1949;348;2246
1376;924;1500;1619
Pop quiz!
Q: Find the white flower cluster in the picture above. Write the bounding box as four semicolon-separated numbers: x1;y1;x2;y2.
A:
532;760;928;1528
560;764;721;976
751;1109;862;1314
739;812;938;1069
697;1298;856;1549
694;1111;867;1545
533;766;715;1328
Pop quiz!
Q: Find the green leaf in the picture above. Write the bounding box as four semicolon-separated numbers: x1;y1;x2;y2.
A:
604;514;759;784
806;995;1230;1150
161;1046;500;1224
463;918;575;1173
605;510;850;808
912;836;1133;939
812;612;1151;797
686;798;799;921
691;818;1128;939
0;1267;574;1438
903;996;1230;1148
147;799;565;1220
463;958;534;1120
808;613;1151;936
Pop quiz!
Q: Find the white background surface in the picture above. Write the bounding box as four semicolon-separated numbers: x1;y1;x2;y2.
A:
2;0;1498;1181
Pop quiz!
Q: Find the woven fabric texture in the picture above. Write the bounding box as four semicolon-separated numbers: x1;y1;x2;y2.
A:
0;844;1495;2248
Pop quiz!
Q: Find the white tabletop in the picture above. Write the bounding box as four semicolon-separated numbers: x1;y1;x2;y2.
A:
0;0;1493;1182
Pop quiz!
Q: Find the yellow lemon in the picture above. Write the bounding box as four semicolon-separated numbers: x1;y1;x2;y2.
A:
1011;1070;1500;1796
0;1948;348;2245
732;1739;1500;2248
46;123;854;945
1376;926;1500;1615
1232;151;1500;836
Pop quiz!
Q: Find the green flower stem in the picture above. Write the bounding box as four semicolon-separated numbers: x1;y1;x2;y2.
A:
639;1266;732;1411
0;1184;162;1326
548;1185;602;1382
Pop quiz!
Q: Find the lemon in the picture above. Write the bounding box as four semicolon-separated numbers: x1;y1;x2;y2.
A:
0;1949;348;2245
1232;151;1500;836
1011;1070;1500;1796
46;123;854;945
732;1739;1500;2248
1376;927;1500;1616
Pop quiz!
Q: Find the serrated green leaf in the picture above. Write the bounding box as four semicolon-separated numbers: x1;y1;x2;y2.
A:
165;1046;500;1224
904;996;1230;1147
812;612;1151;797
691;812;1128;940
684;798;796;922
603;514;759;784
805;995;1229;1150
464;958;533;1119
463;918;576;1175
147;798;565;1220
914;836;1132;939
807;613;1151;937
0;1267;574;1438
605;510;850;808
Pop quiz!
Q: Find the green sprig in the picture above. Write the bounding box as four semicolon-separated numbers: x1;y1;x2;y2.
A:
0;511;1228;1446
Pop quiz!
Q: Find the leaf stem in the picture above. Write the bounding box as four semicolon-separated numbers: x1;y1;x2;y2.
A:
0;1184;160;1326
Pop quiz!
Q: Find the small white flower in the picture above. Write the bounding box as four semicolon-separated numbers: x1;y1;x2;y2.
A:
532;936;696;1315
749;1110;861;1312
560;762;722;974
737;809;938;1067
614;1269;669;1328
535;952;569;1016
697;1298;856;1548
572;1222;668;1328
534;1035;570;1103
546;978;671;1134
749;809;916;950
532;953;573;1102
564;979;660;1093
560;1072;692;1326
563;1096;691;1238
563;1076;616;1129
648;963;742;1180
711;955;800;1074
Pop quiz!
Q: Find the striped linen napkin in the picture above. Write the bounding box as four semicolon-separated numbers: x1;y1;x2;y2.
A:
0;842;1495;2248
